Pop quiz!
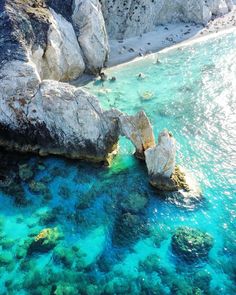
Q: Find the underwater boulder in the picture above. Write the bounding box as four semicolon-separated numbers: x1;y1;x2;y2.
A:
171;227;213;262
4;181;28;206
29;180;47;194
193;269;212;294
120;191;148;213
18;164;34;181
53;246;75;268
112;212;148;246
28;227;62;254
15;246;27;260
139;254;161;273
58;185;71;199
0;251;13;266
53;283;78;295
37;209;57;226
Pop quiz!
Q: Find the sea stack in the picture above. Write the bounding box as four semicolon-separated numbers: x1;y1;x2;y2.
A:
145;129;202;207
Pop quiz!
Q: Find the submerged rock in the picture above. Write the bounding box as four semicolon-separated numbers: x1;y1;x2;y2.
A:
139;254;161;273
53;246;75;268
120;192;148;213
29;180;47;194
18;164;34;181
112;212;148;246
171;227;214;262
28;227;62;254
0;251;13;266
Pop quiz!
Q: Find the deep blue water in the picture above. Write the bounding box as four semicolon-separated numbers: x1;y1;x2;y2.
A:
0;32;236;294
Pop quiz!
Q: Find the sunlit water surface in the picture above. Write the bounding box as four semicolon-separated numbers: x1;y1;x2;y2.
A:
0;32;236;294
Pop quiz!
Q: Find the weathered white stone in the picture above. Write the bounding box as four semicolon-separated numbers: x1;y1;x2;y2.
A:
207;0;232;15
25;80;119;160
145;129;176;177
0;60;40;127
31;8;85;81
101;0;233;38
72;0;109;74
0;58;155;163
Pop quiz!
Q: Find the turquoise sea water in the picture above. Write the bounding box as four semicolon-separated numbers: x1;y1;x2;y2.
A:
0;32;236;294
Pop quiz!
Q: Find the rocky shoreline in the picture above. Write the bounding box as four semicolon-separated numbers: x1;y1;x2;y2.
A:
0;0;234;196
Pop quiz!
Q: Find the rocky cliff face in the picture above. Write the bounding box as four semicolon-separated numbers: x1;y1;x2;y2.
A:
101;0;234;38
0;0;156;163
0;0;234;164
0;0;109;79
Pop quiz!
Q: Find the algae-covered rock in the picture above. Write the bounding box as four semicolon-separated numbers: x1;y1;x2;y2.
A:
3;181;28;206
149;165;191;192
53;246;75;268
37;210;57;226
28;227;62;254
120;192;148;213
193;269;212;294
58;186;71;199
53;283;78;295
171;166;190;191
15;246;27;260
139;254;161;273
18;164;34;181
171;227;213;262
112;213;148;246
150;165;202;210
0;237;15;250
29;180;47;194
0;251;13;266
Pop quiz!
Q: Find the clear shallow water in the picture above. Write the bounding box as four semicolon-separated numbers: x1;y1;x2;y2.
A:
0;32;236;294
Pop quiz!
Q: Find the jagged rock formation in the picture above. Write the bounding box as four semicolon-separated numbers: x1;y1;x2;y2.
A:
0;0;233;167
101;0;234;38
0;0;108;82
0;59;119;162
0;0;156;163
144;129;202;208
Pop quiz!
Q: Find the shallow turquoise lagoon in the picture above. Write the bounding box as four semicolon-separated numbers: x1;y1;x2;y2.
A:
0;32;236;294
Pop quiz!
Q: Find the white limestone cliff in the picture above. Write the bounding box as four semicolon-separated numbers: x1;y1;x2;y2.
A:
101;0;234;38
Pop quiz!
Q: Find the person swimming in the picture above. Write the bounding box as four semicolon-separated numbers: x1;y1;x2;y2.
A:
137;72;145;80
